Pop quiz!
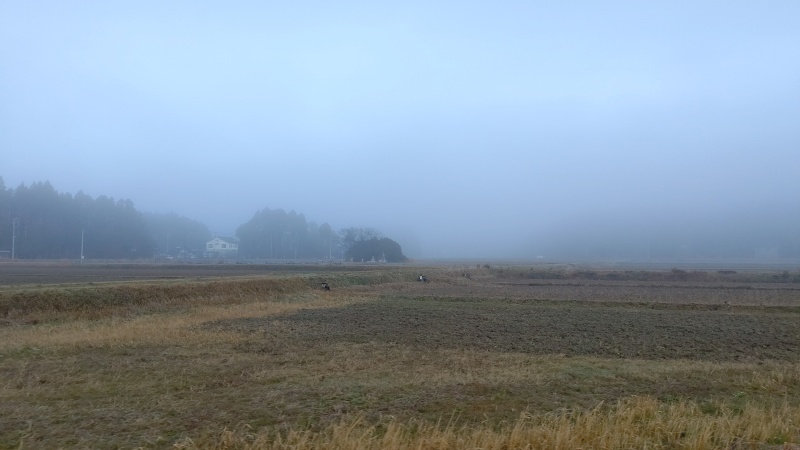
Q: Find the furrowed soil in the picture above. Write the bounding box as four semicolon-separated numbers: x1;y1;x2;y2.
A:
1;263;800;449
208;297;800;362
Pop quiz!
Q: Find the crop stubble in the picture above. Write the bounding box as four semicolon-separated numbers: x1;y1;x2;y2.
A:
209;295;800;363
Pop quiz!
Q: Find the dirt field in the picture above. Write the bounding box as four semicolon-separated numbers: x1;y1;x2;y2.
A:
208;293;800;364
366;278;800;306
2;263;800;448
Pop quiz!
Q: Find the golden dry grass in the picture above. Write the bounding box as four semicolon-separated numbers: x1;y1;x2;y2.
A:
174;397;800;450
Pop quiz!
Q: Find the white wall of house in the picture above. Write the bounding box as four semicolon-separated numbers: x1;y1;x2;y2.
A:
206;237;239;252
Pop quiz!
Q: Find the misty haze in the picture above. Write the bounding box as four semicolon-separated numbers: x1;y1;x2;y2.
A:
4;3;800;448
1;2;798;262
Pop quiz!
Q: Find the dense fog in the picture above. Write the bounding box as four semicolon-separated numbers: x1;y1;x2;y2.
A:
2;2;798;259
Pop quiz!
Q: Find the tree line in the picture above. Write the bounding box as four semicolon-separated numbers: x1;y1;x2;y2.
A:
0;179;154;259
0;178;407;261
236;208;407;262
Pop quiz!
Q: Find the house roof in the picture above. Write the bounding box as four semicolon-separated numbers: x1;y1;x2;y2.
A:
208;236;240;244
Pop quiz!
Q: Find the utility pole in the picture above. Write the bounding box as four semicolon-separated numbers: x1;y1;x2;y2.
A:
81;228;85;263
11;218;19;260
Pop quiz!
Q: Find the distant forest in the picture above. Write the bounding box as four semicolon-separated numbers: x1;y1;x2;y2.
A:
0;179;150;259
2;177;795;262
236;209;406;262
0;178;406;262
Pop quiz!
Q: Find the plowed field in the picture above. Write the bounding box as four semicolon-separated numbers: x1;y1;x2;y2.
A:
209;296;800;363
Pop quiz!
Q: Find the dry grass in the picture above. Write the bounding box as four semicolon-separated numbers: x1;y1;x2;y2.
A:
0;294;344;351
0;267;423;323
174;396;800;450
1;266;799;449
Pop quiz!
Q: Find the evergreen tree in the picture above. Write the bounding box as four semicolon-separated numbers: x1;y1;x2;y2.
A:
237;207;337;259
144;212;211;257
340;227;407;262
0;179;156;259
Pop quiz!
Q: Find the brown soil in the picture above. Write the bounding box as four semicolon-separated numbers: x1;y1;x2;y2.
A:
208;296;800;363
365;279;800;306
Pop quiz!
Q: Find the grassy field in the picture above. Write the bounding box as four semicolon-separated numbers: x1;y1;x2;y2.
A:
1;264;799;449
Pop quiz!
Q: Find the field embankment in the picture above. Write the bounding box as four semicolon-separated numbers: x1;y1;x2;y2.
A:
0;266;418;323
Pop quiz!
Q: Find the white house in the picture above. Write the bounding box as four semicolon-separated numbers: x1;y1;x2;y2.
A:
205;237;239;258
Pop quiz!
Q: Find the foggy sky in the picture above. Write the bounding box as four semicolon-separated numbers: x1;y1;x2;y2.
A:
2;1;799;258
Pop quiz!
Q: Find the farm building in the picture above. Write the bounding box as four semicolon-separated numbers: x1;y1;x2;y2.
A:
205;237;239;258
